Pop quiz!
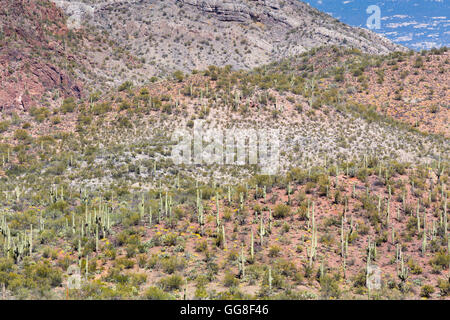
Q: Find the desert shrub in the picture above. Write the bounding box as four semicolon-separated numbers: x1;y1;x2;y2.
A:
199;186;215;200
137;254;147;268
319;274;341;299
129;273;147;287
134;86;147;96
281;222;290;233
118;81;133;92
46;161;66;176
119;100;131;111
147;254;159;269
125;244;138;258
352;271;366;288
223;271;239;287
77;114;92;128
159;274;183;291
14;129;30;141
29;106;50;122
144;286;174;300
304;182;315;194
334;190;342;204
173;70;184;82
0;121;10;133
273;204;290;219
116;258;135;269
268;245;281;257
61;98;76;113
319;234;334;246
0;258;15;282
161;256;186;274
429;250;449;270
195;275;209;289
223;207;233;221
437;279;450;296
414;56;424;68
356;167;369;182
408;259;423;275
27;260;62;288
317;175;330;196
117;116;132;128
195;239;208;252
92;102;111;115
429;104;440;114
420;284;434;298
116;230;140;246
51;116;61;124
275;259;298;277
161;232;180;246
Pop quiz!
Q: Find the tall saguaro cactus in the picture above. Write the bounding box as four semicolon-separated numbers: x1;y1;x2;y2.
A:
259;214;265;246
239;244;246;279
250;230;255;262
307;203;317;267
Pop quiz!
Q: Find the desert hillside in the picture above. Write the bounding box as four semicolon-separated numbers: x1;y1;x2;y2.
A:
0;0;448;301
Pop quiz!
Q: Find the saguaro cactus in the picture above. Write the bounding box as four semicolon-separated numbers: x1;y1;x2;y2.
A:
239;192;244;211
398;252;409;282
268;209;273;234
85;254;89;278
422;232;427;255
444;197;448;235
307;205;317;267
287;183;292;205
448;238;450;281
263;186;267;204
95;225;99;252
417;203;421;234
340;216;345;257
386;198;390;226
216;193;221;232
29;225;32;256
221;225;227;250
268;267;273;293
250;230;255;262
139;195;145;221
239;244;246;279
149;207;153;227
259;214;265;246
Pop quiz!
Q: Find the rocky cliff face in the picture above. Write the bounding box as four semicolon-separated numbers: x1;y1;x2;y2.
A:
0;0;82;112
0;49;82;112
179;0;286;23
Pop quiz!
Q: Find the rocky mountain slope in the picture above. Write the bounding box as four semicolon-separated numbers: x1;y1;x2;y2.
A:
1;0;407;116
263;46;450;137
52;0;405;85
0;0;143;112
0;0;82;112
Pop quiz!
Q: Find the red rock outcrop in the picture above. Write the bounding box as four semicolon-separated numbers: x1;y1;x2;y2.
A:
0;0;82;112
